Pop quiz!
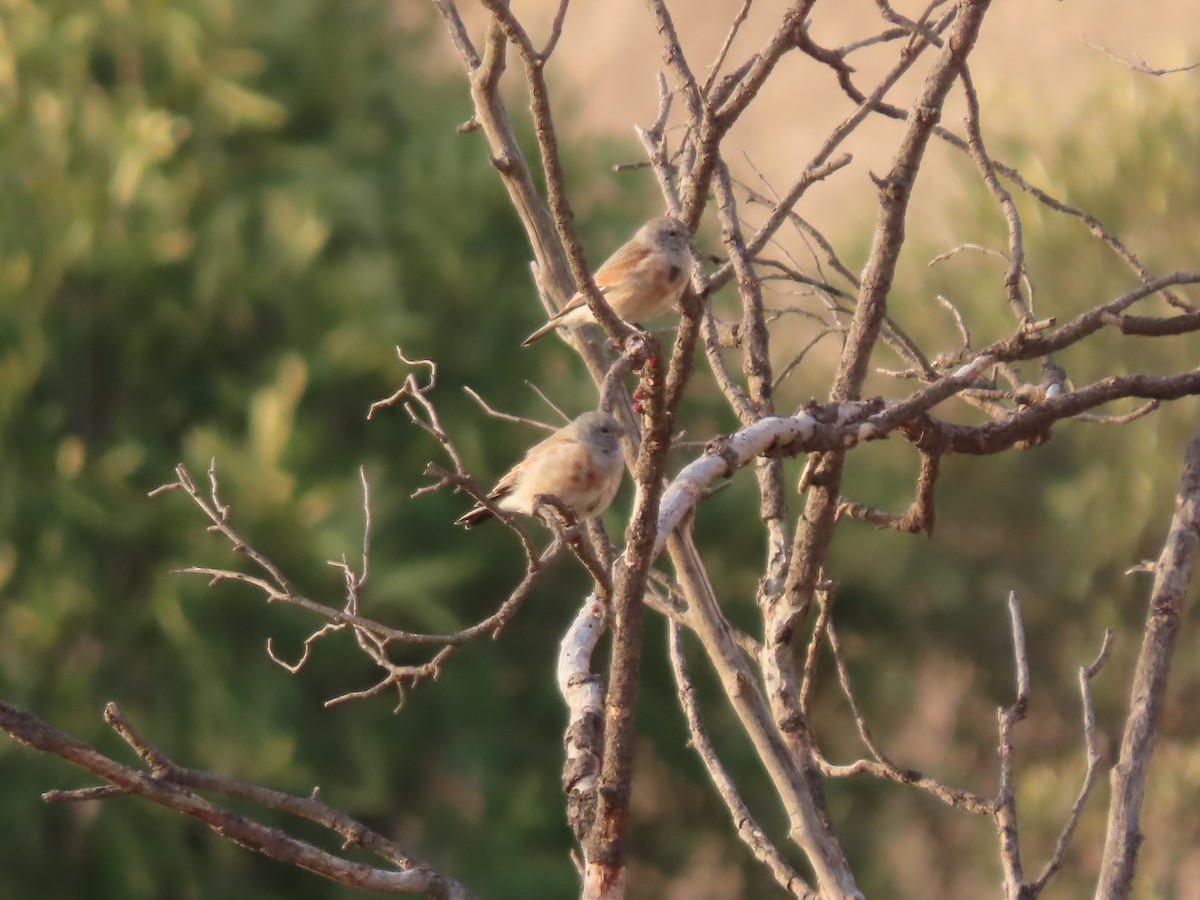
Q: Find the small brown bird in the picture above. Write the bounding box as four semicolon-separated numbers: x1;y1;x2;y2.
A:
455;411;624;528
522;216;693;347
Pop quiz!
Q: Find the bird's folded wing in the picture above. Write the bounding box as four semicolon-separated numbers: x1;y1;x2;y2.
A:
547;282;611;324
521;436;596;498
594;241;653;288
485;456;526;502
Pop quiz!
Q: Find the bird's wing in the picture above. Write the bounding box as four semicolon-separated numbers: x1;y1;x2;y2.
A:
521;283;615;347
486;455;527;502
594;240;653;287
521;240;653;346
492;426;582;498
554;240;654;320
522;436;604;500
454;452;530;528
546;281;611;324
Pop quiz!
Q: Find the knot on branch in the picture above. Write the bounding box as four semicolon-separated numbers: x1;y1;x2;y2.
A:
896;414;946;453
488;154;517;174
870;171;901;200
703;435;741;477
713;318;741;348
775;710;805;734
912;105;940;128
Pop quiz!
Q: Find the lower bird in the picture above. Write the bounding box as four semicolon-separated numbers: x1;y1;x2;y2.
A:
455;411;624;529
522;216;693;347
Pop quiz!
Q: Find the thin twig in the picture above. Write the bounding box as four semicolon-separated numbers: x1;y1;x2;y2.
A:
539;0;572;61
1026;629;1114;897
669;623;815;898
463;386;556;431
701;0;757;98
1082;37;1200;76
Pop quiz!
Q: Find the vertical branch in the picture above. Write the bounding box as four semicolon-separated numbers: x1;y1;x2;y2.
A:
831;0;992;402
436;6;709;894
996;591;1031;900
711;164;793;608
1027;629;1114;898
1096;425;1200;899
780;0;995;631
559;596;608;844
584;338;673;899
478;0;635;345
748;15;999;891
583;156;707;894
960;66;1032;326
646;0;817;229
713;163;775;418
432;1;630;413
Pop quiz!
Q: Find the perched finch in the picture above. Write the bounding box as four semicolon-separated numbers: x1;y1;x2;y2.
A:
522;216;693;347
455;411;625;528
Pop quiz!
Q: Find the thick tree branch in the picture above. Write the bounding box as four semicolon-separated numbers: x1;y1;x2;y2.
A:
667;529;862;900
1096;424;1200;899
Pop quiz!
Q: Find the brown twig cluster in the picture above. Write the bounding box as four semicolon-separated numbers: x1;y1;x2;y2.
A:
0;700;479;899
2;2;1199;899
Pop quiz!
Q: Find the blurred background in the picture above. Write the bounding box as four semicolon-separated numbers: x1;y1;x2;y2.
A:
0;1;1197;898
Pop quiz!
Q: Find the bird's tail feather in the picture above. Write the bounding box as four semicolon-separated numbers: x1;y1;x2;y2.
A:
455;505;494;529
521;319;560;347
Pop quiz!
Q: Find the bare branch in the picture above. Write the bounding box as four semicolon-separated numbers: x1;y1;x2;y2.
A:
1097;425;1200;898
1082;37;1200;76
837;449;940;535
559;595;607;844
817;613;991;815
900;369;1200;456
961;66;1034;328
700;0;756;98
1074;400;1160;425
706;152;854;295
996;591;1031;900
538;0;571;61
669;623;815;899
1027;629;1114;897
0;701;478;899
833;65;1197;312
666;528;862;899
463;385;556;431
525;380;573;423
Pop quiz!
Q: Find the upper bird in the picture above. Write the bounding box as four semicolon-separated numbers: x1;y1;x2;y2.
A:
522;216;693;347
455;410;624;529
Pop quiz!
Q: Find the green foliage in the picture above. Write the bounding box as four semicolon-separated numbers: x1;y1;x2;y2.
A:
0;1;641;897
2;1;1198;897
